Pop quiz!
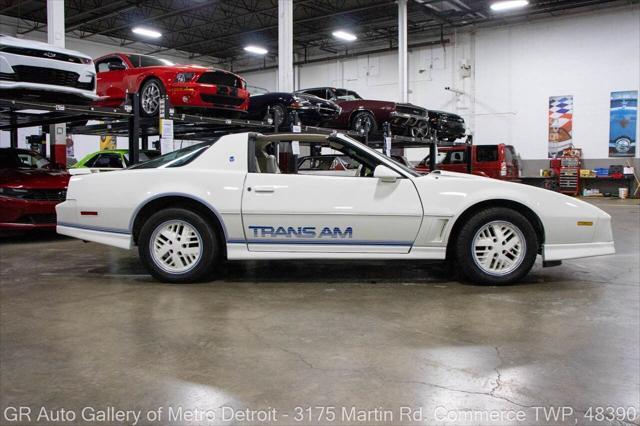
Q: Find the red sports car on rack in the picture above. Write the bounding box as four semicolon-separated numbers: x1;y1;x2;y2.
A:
0;148;69;232
94;53;249;117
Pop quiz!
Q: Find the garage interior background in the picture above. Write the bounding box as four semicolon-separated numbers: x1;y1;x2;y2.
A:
0;0;638;175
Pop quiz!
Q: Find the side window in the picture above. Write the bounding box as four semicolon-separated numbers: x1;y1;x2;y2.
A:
504;146;515;163
442;150;467;164
96;57;125;73
96;60;110;73
476;146;498;162
306;89;327;99
92;153;123;168
252;139;381;177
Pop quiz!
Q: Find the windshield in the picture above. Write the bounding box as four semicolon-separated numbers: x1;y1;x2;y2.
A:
248;85;269;96
334;134;420;177
127;54;174;68
0;149;52;169
334;89;362;101
128;141;214;169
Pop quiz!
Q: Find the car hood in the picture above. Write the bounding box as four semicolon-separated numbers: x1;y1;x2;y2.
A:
0;34;92;61
335;99;396;109
414;170;609;219
0;168;70;189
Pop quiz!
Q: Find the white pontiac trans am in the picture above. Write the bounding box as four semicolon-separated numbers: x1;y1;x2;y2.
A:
57;132;615;284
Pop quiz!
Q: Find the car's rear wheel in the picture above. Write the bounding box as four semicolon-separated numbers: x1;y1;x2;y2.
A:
350;111;377;136
139;78;165;117
138;208;220;283
454;207;538;284
268;103;289;129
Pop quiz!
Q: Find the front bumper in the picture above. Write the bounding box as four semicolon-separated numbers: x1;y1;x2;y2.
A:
543;241;615;261
168;83;249;112
0;81;98;101
389;111;430;138
0;196;59;230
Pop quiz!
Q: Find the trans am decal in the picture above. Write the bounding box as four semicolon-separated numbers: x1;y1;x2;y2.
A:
248;226;353;239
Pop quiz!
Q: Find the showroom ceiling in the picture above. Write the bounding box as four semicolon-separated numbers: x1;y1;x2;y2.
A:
0;0;635;70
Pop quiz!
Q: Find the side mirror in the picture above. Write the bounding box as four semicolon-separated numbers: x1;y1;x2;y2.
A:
373;165;400;183
108;63;126;71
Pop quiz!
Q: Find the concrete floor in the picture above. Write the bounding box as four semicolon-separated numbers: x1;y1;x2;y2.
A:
1;198;638;426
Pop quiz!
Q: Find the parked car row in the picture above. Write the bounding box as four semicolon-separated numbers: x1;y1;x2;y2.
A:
0;34;466;140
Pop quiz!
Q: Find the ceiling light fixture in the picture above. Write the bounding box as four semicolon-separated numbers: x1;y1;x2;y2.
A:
244;45;268;55
332;30;357;42
132;27;162;38
490;0;529;11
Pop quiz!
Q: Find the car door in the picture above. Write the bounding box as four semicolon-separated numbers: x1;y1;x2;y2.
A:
241;137;423;254
95;56;128;103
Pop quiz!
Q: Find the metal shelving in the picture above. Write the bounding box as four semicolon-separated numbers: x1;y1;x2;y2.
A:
0;95;461;171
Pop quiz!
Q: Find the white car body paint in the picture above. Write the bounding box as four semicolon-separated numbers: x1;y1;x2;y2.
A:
0;35;98;101
56;132;615;263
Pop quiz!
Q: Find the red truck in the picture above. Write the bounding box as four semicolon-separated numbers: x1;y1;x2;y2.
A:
415;144;521;181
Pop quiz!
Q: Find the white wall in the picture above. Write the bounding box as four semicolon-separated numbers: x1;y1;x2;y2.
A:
242;6;640;162
2;5;639;163
473;6;640;161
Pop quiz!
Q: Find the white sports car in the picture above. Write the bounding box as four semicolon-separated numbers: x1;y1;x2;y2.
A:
0;34;97;103
56;132;615;284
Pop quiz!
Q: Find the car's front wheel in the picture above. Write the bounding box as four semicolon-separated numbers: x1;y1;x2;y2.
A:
350;111;377;136
139;78;165;117
454;207;538;284
138;208;220;283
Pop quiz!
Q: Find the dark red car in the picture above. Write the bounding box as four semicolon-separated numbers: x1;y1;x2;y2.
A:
0;148;69;232
415;144;521;181
297;87;430;138
94;53;249;117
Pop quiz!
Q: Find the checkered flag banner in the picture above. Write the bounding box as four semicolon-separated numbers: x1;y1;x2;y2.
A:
548;95;574;158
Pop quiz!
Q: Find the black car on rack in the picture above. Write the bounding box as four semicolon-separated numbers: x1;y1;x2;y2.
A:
247;89;341;128
429;110;466;142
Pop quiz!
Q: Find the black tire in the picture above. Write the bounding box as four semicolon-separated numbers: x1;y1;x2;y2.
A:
453;207;538;285
138;208;220;283
350;111;377;136
139;78;165;117
268;103;290;129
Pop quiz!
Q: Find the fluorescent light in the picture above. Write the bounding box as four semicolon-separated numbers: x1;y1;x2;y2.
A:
490;0;529;11
132;27;162;38
244;45;268;55
332;30;357;42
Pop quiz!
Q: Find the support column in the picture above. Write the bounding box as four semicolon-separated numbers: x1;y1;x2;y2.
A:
47;0;66;166
278;0;294;92
398;0;408;103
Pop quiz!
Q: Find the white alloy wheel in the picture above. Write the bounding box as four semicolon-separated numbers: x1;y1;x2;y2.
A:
471;220;526;276
150;220;203;274
141;81;161;115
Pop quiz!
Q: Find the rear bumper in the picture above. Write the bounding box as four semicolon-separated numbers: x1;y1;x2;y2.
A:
0;196;59;229
56;224;132;250
543;241;615;261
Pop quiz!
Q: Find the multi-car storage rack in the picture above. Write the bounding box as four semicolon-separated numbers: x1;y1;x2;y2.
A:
0;94;449;171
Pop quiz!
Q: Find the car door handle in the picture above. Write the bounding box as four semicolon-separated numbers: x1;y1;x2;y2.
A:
253;186;276;193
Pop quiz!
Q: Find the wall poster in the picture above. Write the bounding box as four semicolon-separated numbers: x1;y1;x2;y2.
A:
548;95;574;158
609;90;637;157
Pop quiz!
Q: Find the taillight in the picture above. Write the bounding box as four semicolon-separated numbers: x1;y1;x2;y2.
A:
500;161;507;176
